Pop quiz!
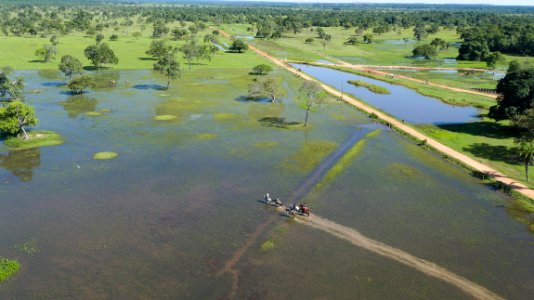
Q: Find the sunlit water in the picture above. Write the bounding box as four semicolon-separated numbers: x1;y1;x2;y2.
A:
292;63;480;124
0;70;532;299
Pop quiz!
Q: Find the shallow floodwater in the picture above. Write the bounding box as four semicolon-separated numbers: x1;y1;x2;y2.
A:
293;63;480;124
1;70;533;299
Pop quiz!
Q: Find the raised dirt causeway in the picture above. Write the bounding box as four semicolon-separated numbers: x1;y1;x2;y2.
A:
215;27;534;201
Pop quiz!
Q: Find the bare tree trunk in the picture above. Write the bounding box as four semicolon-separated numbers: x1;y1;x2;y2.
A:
21;126;28;140
166;77;170;90
304;107;310;127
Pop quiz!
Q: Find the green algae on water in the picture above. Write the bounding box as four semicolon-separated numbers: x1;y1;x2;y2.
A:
153;114;177;121
281;140;338;173
213;113;239;121
85;111;103;117
93;152;119;160
254;141;279;149
387;163;423;180
0;258;20;283
15;239;40;254
197;133;217;140
260;239;275;251
4;130;63;150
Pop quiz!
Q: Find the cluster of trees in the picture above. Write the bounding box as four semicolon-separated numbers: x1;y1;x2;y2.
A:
489;61;534;180
457;25;534;63
0;67;37;140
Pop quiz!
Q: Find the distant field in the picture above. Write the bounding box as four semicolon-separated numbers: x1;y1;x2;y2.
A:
219;24;534;70
0;23;264;70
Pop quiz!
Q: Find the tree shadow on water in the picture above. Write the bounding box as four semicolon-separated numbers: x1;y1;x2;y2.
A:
0;148;41;182
438;121;518;140
463;143;519;164
258;117;301;129
133;84;167;90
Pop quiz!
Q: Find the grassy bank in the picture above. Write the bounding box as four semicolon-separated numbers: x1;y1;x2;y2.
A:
4;130;63;150
0;258;20;283
347;80;390;94
307;63;496;109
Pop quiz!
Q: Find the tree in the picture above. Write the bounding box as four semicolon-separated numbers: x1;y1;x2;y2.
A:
153;51;181;90
146;40;172;59
0;67;24;101
132;32;142;39
251;64;273;75
412;44;438;59
517;139;534;181
345;36;358;45
50;35;59;46
363;34;374;44
430;38;448;51
413;25;428;41
457;41;490;61
230;39;248;53
248;77;282;102
305;37;314;44
171;28;188;40
96;34;104;44
0;101;38;140
58;55;83;79
299;80;325;127
485;51;505;69
35;44;57;62
84;43;119;68
67;75;94;94
152;21;169;38
489;61;534;121
322;34;331;56
109;34;118;41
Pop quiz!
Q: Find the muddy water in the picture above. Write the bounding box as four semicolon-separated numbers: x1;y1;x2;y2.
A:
0;70;533;299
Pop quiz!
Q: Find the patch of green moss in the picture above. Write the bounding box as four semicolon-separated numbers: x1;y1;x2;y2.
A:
260;239;275;251
387;163;423;180
213;113;238;121
85;111;102;117
4;130;63;150
100;108;112;113
0;258;20;283
93;151;119;160
197;133;217;140
281;140;338;173
316;139;368;191
153;114;177;121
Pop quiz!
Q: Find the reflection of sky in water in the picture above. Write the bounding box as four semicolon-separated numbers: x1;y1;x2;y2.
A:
293;63;480;124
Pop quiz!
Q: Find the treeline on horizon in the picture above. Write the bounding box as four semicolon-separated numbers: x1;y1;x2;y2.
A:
1;0;533;58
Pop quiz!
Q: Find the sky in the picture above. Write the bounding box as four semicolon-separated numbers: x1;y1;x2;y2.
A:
235;0;533;5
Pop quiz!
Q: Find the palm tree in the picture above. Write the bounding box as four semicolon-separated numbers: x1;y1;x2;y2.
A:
517;139;534;181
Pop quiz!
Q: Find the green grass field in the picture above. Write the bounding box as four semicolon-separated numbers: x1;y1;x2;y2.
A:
219;24;534;70
0;22;265;70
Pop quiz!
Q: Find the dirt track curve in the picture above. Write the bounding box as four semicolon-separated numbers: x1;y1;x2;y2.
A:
299;213;504;300
215;28;534;201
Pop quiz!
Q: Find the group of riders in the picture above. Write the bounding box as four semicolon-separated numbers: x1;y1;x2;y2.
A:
263;193;310;216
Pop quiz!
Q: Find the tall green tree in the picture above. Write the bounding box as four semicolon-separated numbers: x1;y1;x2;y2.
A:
0;101;38;139
145;40;173;59
248;76;282;102
153;52;181;90
412;44;437;59
0;67;24;102
299;80;325;127
67;75;94;94
413;25;428;41
229;39;248;53
517;139;534;181
58;55;83;79
489;61;534;121
35;44;57;62
485;51;505;69
84;43;118;68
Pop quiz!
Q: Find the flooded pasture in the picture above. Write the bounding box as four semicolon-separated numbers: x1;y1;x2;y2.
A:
0;69;533;299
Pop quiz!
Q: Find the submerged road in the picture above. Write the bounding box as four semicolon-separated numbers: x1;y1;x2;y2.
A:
214;27;534;201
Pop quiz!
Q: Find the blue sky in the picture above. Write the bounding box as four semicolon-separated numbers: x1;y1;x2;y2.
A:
238;0;533;5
